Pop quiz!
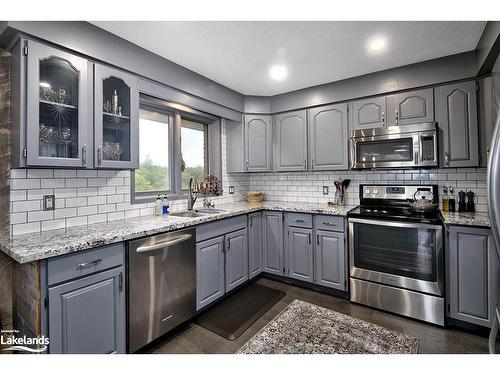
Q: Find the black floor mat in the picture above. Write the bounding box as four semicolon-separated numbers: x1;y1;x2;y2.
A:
195;283;286;341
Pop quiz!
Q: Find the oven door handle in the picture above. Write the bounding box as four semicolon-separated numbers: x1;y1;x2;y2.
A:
348;217;442;230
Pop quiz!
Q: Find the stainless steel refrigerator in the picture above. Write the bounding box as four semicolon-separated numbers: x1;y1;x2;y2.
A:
487;72;500;354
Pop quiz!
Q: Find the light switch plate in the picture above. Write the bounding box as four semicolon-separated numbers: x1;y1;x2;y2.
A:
228;186;234;194
43;195;55;211
323;186;329;195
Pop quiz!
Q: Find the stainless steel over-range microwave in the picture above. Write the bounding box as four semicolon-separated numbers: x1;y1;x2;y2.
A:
350;122;438;169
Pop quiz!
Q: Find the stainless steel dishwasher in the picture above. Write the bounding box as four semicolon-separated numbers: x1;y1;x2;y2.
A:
127;228;196;353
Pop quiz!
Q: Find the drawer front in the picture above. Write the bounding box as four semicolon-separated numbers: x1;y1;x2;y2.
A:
48;243;125;286
196;215;247;242
286;213;313;228
314;215;345;232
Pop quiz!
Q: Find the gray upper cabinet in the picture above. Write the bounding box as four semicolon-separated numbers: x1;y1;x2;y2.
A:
248;212;263;278
273;110;308;171
314;230;345;291
225;228;248;292
436;81;479;168
25;39;93;168
448;226;499;328
245;114;272;172
94;63;139;169
350;96;386;130
48;267;125;354
386;88;434;126
196;236;225;310
308;103;349;170
287;226;314;282
263;211;284;275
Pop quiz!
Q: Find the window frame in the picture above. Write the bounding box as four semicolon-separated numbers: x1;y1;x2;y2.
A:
131;94;222;204
180;117;210;192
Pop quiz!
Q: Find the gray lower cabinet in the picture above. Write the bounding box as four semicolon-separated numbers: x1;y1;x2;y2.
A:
287;226;314;282
308;103;349;170
248;212;263;278
350;96;387;130
46;244;125;354
448;226;499;327
386;88;434;126
48;267;125;354
314;230;345;290
436;80;479;168
263;211;284;275
273;110;308;171
244;114;272;171
225;228;249;292
196;236;225;310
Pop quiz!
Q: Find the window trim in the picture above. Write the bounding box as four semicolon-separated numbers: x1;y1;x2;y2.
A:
131;94;222;204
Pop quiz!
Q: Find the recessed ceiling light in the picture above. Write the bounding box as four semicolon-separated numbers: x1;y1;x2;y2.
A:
367;37;387;53
269;65;287;81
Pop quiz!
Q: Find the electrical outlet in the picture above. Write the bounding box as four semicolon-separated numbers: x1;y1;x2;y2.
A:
228;186;235;194
43;195;55;211
322;186;329;195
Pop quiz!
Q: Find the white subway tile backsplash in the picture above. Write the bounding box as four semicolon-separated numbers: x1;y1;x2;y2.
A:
10;190;26;201
12;200;41;212
27;169;53;178
88;214;107;224
54;170;77;178
66;178;88;188
88;196;107;205
41;179;65;188
78;205;98;216
11;179;41;190
12;222;40;235
10;169;26;178
77;170;97;178
53;188;77;198
27;188;54;200
54;208;77;219
65;197;87;208
88;178;107;187
107;211;124;221
98;203;116;214
10;212;27;225
28;210;54;222
77;187;98;197
66;216;88;228
42;219;66;231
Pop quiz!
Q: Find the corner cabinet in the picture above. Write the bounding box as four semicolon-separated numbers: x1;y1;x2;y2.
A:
24;39;93;168
436;81;479;168
273;110;308;171
94;64;139;169
308;103;349;170
447;226;499;328
244;114;272;172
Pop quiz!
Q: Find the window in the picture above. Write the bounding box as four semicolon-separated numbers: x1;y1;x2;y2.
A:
181;119;208;190
131;97;222;203
135;108;171;193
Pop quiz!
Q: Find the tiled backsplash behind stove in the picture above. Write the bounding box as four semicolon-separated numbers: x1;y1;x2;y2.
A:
248;168;488;211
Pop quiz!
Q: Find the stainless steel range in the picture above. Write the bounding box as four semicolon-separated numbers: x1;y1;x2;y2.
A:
348;184;445;325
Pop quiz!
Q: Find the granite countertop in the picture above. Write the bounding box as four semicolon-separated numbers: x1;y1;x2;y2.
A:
0;201;355;264
440;211;491;228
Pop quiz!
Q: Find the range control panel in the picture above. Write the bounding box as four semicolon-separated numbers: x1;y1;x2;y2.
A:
361;184;437;202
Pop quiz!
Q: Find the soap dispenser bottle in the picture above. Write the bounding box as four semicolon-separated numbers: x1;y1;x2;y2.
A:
162;194;169;216
154;195;162;216
441;186;449;212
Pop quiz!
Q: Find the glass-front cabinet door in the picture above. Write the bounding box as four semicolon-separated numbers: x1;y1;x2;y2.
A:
94;63;139;169
26;40;91;167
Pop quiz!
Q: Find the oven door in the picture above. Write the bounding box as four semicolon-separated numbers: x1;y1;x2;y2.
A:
351;133;419;169
349;218;443;296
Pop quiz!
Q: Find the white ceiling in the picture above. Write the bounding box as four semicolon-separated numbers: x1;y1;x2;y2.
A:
91;21;486;96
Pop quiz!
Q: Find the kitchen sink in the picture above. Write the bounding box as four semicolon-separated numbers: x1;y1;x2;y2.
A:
169;208;226;218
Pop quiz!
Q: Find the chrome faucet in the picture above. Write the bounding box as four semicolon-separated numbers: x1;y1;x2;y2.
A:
187;177;199;210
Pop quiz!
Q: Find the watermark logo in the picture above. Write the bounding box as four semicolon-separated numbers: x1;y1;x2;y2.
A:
1;329;49;353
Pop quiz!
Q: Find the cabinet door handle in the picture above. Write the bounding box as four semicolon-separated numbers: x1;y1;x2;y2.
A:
82;144;87;166
308;233;311;244
382;111;385;126
250;217;253;227
226;237;231;251
97;146;102;165
76;259;102;270
444;152;450;166
118;272;123;292
317;233;320;245
303;159;306;168
395;110;399;125
310;159;314;169
246;160;249;171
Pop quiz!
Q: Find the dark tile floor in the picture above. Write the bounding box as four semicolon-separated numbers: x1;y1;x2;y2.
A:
148;277;491;354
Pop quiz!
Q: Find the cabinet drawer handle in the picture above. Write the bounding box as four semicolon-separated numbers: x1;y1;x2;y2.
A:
82;145;87;166
293;219;306;223
322;221;337;226
76;259;103;270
